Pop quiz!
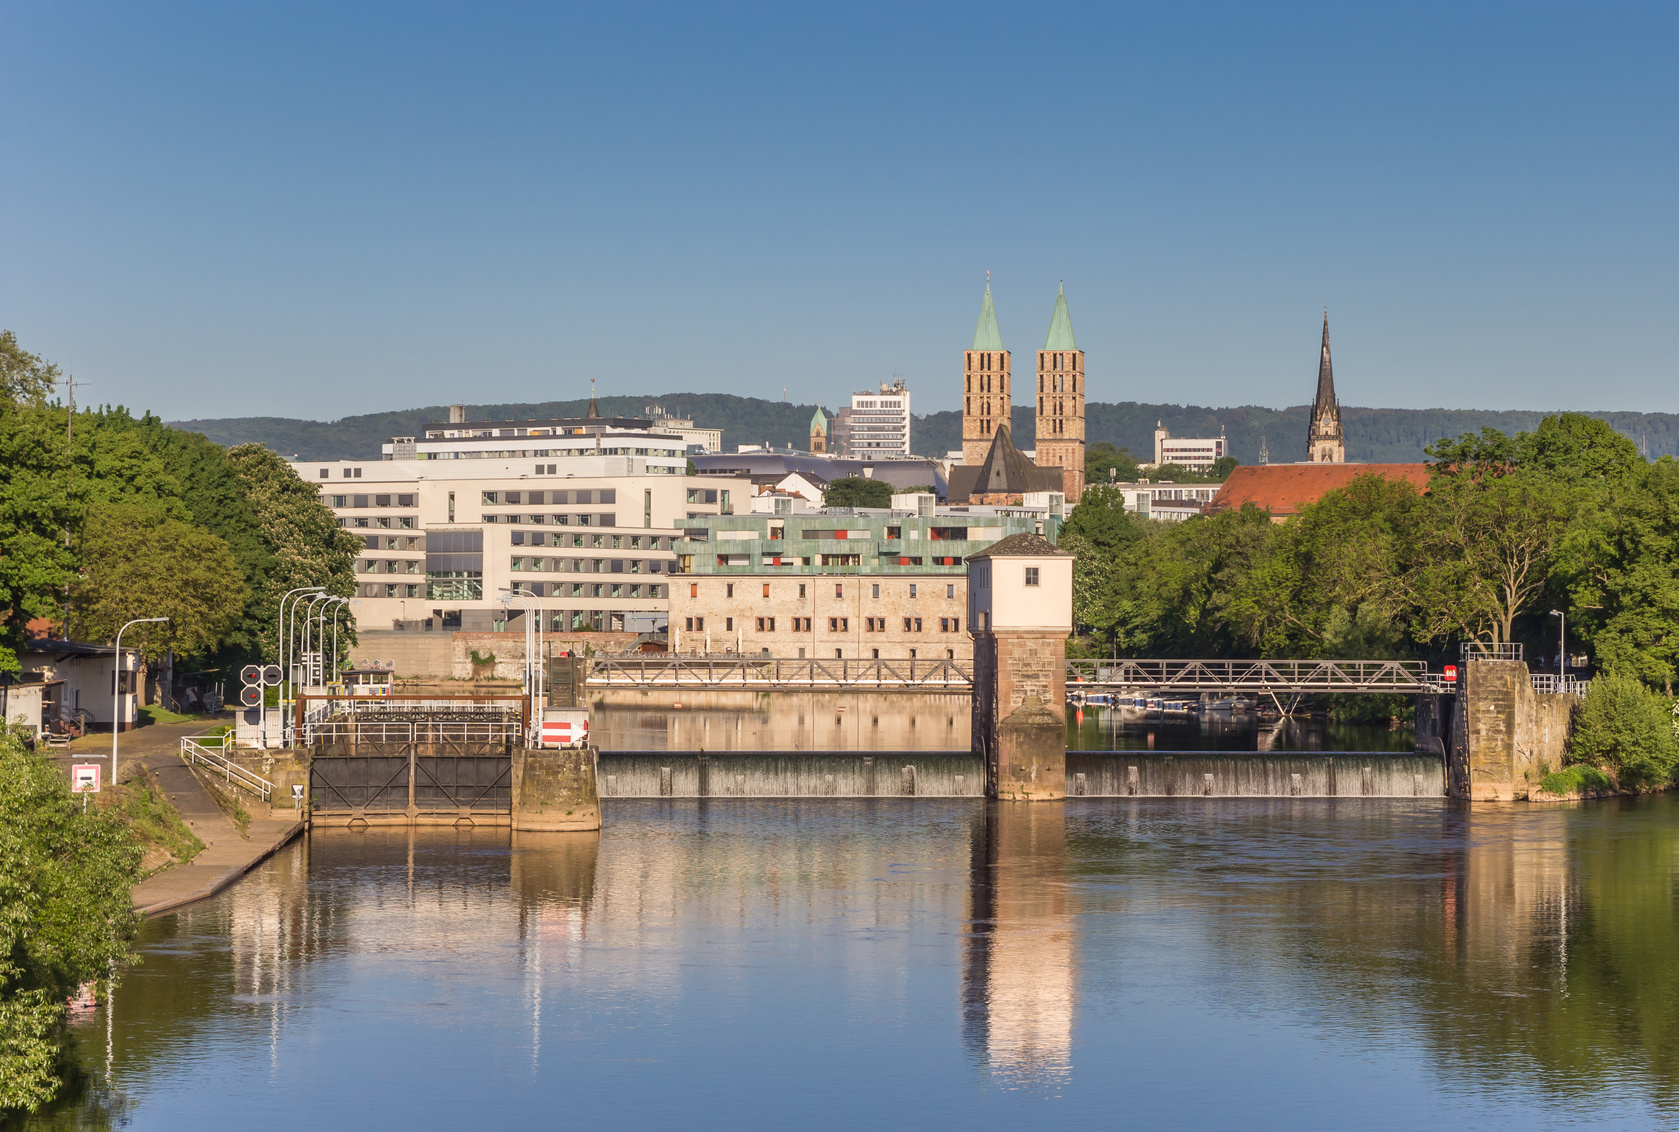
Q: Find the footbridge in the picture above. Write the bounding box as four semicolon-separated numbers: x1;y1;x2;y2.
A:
1066;659;1449;695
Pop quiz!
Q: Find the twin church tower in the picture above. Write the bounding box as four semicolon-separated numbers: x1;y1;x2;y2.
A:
960;282;1088;499
957;284;1349;500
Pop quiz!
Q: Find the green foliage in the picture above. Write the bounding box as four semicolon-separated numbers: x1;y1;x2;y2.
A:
1084;442;1140;485
823;477;892;509
0;735;143;1112
73;504;249;665
106;778;205;870
0;331;61;405
1146;460;1235;484
0;399;75;671
1538;763;1615;797
1568;674;1679;788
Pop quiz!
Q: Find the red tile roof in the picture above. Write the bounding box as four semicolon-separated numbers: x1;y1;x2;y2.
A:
1207;463;1432;519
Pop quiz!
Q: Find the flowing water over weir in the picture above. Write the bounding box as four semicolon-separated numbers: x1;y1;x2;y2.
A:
596;750;1445;798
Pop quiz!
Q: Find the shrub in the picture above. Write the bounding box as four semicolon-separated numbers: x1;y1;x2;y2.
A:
1568;673;1679;788
1539;764;1615;797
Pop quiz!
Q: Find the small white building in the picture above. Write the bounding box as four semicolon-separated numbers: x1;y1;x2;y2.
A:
17;639;144;733
1150;423;1228;472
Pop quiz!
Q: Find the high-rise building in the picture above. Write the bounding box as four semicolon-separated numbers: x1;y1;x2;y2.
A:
845;378;912;456
962;284;1011;465
1034;284;1086;499
1306;312;1345;463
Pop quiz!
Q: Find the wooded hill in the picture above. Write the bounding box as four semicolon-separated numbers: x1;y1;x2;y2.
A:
173;394;1679;464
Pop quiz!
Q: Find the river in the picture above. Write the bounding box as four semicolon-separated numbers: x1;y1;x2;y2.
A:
38;794;1679;1130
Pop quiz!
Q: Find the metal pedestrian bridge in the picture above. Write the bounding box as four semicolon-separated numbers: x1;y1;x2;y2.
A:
1066;658;1447;694
583;655;1448;694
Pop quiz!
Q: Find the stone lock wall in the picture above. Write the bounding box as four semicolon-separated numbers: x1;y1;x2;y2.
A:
512;746;601;832
1451;658;1579;801
973;630;1068;800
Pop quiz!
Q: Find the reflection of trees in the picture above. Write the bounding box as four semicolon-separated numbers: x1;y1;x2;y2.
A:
962;803;1076;1089
1063;799;1679;1110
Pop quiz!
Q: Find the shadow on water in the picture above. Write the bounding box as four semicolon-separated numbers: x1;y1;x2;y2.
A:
25;796;1679;1128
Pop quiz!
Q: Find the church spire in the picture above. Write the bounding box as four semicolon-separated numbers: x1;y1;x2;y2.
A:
1306;310;1345;463
1042;282;1077;350
972;282;1004;352
586;377;601;419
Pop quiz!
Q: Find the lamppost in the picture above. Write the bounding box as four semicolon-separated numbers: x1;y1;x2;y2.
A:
278;586;324;727
112;616;169;786
501;588;542;737
1550;609;1566;682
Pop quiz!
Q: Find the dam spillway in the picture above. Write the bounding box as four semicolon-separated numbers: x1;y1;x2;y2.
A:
596;750;1446;799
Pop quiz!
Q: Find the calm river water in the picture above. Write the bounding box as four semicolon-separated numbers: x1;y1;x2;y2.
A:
40;795;1679;1130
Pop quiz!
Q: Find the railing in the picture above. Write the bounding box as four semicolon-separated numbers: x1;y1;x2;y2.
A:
1065;659;1435;694
181;734;276;804
1462;641;1523;661
310;719;525;747
587;656;974;689
1530;674;1590;695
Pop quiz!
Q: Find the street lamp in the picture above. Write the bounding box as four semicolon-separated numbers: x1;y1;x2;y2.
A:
278;586;324;722
113;616;169;786
1550;609;1566;681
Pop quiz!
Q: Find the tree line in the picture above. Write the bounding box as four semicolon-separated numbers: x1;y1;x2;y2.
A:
0;330;360;697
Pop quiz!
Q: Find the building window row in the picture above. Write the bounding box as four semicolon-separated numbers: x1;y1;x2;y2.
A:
484;489;616;505
339;515;418;530
511;556;664;575
330;493;415;507
514;531;668;550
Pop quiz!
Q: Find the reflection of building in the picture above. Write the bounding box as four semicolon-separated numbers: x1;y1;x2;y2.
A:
962;804;1075;1086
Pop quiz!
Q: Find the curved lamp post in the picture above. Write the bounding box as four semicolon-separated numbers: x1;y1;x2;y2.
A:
113;616;169;785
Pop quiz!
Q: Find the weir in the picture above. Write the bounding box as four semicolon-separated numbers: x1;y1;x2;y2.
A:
595;750;1445;799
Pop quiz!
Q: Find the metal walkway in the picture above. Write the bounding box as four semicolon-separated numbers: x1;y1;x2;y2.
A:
1066;659;1446;694
587;656;973;689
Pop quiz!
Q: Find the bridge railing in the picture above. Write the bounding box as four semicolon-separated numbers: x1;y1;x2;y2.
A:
588;656;974;688
1066;658;1435;693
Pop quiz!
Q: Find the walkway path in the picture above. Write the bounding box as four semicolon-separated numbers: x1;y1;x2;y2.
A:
59;718;305;916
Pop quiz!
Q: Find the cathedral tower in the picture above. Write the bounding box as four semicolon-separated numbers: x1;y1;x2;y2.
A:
1306;312;1345;463
963;283;1011;465
1034;284;1086;499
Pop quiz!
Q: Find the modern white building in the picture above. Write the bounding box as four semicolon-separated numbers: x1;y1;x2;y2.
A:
1105;481;1220;523
842;379;912;456
1150;423;1228;472
295;408;745;635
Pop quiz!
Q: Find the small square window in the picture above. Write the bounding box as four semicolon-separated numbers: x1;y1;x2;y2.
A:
1025;567;1040;586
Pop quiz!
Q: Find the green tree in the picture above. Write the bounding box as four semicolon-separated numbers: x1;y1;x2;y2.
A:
1568;673;1679;788
823;477;892;509
0;734;143;1112
74;504;249;694
1085;441;1140;485
0;400;74;671
0;330;61;404
225;445;360;661
1108;506;1278;656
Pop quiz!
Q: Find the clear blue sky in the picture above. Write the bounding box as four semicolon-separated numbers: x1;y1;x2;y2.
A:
3;2;1675;420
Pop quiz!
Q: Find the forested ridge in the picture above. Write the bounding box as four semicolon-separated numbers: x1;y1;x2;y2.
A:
173;395;1679;464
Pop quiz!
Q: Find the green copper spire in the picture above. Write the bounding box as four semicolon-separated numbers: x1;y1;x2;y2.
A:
971;283;1004;352
809;405;827;435
1042;283;1077;351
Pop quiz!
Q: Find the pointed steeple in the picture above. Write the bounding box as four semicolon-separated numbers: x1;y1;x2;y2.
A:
971;283;1004;352
809;405;827;435
1042;283;1077;350
1313;310;1335;417
586;377;601;419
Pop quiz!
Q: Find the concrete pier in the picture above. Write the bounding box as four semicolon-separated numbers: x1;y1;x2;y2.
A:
512;746;601;832
993;696;1066;801
1446;653;1580;801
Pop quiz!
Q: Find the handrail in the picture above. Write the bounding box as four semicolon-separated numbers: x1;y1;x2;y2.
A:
181;734;275;804
1066;658;1435;693
587;656;974;688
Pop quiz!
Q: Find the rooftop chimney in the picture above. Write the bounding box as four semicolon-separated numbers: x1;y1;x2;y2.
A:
449;404;466;424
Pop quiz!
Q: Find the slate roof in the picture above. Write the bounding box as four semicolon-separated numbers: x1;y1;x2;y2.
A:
946;424;1064;501
1206;463;1431;519
967;531;1074;559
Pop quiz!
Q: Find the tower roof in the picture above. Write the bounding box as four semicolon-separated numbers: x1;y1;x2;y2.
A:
809;406;827;434
971;283;1005;352
1313;311;1336;416
1042;283;1077;351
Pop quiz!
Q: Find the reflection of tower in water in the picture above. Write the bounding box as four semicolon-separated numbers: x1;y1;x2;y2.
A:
512;830;601;1071
961;803;1075;1088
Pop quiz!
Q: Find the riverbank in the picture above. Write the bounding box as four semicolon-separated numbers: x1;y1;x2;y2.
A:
58;716;307;915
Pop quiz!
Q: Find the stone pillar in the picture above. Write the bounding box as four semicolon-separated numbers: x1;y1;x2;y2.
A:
994;695;1066;801
512;745;601;831
1453;657;1580;801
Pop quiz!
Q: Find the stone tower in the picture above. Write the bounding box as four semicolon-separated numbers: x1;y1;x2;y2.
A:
1034;284;1086;499
1306;312;1345;463
963;283;1011;465
809;406;828;454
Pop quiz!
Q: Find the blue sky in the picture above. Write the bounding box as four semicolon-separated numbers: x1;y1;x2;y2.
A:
3;2;1675;419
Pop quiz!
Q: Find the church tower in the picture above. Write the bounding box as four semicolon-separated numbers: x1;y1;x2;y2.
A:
1034;284;1086;499
810;406;829;454
962;283;1011;465
1306;312;1345;463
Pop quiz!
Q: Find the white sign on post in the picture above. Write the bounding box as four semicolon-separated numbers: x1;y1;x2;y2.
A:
71;764;102;793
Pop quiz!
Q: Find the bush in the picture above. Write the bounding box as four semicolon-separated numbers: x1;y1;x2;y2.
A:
1539;764;1615;797
1568;674;1679;788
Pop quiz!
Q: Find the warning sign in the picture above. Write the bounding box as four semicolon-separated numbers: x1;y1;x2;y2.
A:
71;764;102;793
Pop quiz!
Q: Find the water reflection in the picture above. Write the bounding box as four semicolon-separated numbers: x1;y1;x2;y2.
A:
37;797;1679;1129
963;804;1075;1089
